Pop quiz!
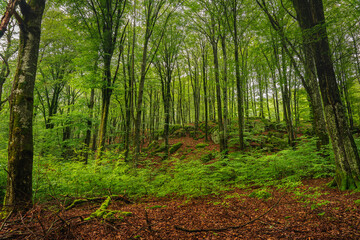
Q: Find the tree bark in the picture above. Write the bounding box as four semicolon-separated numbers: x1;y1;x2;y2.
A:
5;0;45;211
211;35;225;152
291;0;360;190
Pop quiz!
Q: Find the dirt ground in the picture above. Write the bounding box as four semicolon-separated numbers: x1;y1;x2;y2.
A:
1;178;359;239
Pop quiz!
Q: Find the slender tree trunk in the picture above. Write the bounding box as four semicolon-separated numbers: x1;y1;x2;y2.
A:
5;0;45;211
134;36;149;162
221;35;228;150
96;54;113;159
265;70;271;120
211;38;225;152
201;43;209;142
258;72;264;119
83;88;95;164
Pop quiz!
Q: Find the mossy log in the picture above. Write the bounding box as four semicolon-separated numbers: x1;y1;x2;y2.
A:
65;195;132;210
169;142;183;154
84;196;132;221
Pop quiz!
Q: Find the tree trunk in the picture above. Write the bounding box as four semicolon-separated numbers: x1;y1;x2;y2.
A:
96;55;113;159
292;0;360;190
5;0;45;211
83;88;95;164
201;43;209;142
211;38;225;152
221;35;228;150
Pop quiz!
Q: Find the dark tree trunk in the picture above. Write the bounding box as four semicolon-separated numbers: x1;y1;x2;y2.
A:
220;35;228;150
292;0;360;190
211;37;225;152
5;0;45;211
83;88;95;164
201;43;209;142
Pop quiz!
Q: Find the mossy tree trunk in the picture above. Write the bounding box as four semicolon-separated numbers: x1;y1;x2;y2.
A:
5;0;45;211
257;0;328;147
291;0;360;190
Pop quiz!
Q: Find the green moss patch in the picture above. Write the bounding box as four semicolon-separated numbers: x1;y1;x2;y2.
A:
195;143;209;149
85;196;132;221
169;142;183;154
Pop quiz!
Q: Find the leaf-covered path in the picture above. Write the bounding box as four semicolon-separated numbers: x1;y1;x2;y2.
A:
1;178;360;239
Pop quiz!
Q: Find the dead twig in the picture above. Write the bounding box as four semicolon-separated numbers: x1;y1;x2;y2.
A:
128;223;158;240
0;209;13;231
144;209;152;232
174;193;285;233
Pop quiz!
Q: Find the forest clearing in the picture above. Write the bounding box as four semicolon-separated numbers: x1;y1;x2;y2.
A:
0;0;360;239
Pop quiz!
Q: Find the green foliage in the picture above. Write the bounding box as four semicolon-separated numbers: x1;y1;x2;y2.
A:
169;142;183;154
231;138;335;185
195;143;209;149
29;137;336;203
200;152;215;163
291;186;330;210
147;205;167;209
249;187;272;200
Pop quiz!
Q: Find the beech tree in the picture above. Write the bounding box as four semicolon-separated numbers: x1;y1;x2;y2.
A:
69;0;128;159
291;0;360;190
5;0;46;210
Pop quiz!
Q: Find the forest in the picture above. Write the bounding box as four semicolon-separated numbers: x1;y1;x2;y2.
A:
0;0;359;239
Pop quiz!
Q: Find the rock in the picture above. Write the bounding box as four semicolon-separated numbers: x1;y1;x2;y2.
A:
211;130;220;144
169;142;183;154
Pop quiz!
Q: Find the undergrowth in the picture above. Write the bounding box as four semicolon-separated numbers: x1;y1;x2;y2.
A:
26;137;337;202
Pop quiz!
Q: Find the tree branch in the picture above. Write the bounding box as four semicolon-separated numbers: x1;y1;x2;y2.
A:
0;0;20;39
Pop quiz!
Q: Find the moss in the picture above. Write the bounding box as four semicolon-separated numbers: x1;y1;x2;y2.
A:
147;205;167;209
194;134;205;140
334;170;360;191
66;199;89;210
143;141;159;152
201;153;215;163
183;124;195;132
85;196;132;221
151;143;167;155
169;124;182;134
172;128;186;137
195;143;209;149
169;142;183;154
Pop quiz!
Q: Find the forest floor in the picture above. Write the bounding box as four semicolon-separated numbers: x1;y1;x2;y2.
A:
1;129;360;239
1;178;359;239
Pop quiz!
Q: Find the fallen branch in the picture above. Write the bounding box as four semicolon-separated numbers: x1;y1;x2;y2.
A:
66;195;132;210
174;193;285;233
0;210;13;231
